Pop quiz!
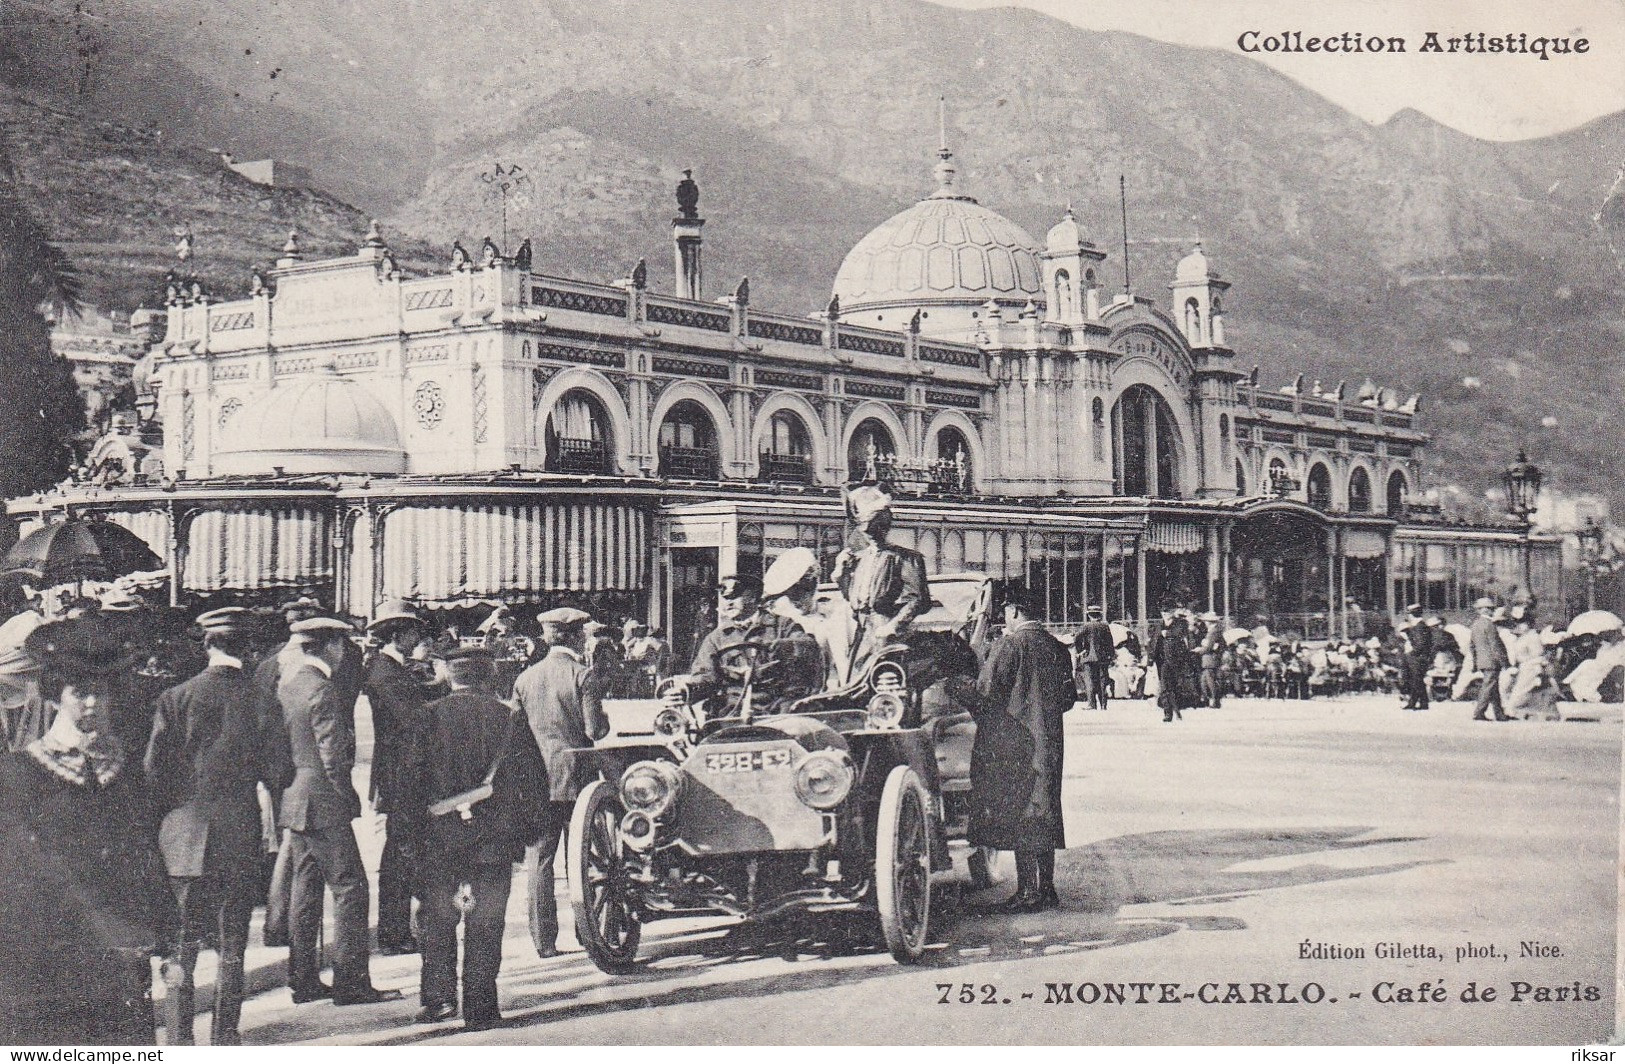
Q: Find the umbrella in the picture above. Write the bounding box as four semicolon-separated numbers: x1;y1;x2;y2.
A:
1108;622;1131;646
1567;610;1623;638
1222;626;1251;645
1443;623;1472;655
3;519;163;586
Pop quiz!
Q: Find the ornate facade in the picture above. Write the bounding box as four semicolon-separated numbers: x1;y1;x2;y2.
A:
12;146;1561;658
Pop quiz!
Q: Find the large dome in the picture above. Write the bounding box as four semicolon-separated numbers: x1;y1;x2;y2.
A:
214;363;406;475
832;151;1043;317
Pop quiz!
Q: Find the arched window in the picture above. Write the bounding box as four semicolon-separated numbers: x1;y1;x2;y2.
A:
1184;298;1201;342
1110;385;1182;499
1053;269;1075;320
1091;397;1105;462
848;418;897;483
1386;470;1409;515
1218;413;1232;469
934;426;973;494
1267;456;1290;495
658;400;720;479
760;410;813;483
1349;467;1373;513
1235;458;1247;494
544;390;612;474
1307;462;1333;510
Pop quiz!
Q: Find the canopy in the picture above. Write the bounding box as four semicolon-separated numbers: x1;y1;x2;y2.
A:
1223;626;1252;645
1568;610;1623;637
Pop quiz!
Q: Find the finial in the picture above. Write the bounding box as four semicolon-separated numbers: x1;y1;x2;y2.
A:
631;258;648;289
513;238;533;272
733;276;750;306
363;219;385;248
174;224;194;263
281;229;301;260
931;97;959;197
1192;217;1202;248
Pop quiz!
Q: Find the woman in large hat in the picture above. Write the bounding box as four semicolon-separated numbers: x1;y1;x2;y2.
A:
0;617;169;1044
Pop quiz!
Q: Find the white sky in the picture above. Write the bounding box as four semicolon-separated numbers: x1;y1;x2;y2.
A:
936;0;1625;140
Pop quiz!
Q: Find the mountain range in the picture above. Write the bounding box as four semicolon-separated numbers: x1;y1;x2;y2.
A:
2;0;1621;514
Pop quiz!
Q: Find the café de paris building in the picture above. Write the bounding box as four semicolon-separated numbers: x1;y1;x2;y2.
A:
10;146;1561;659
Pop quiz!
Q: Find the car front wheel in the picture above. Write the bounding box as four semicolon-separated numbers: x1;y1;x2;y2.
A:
567;779;642;973
874;764;933;963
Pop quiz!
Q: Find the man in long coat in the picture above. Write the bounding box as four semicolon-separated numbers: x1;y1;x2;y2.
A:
1469;597;1513;721
1148;607;1193;722
512;607;609;957
403;647;546;1031
144;607;293;1044
1397;603;1435;710
361;599;434;955
278;617;401;1005
1071;605;1114;711
966;586;1075;913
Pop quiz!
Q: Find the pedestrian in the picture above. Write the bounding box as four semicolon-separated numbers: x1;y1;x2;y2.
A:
962;585;1075;913
1148;606;1191;722
278;616;402;1006
1397;603;1434;710
1197;612;1224;708
1;617;169;1044
363;599;435;956
144;607;294;1045
831;485;929;674
1469;597;1513;722
1071;605;1114;712
405;647;545;1031
512;606;609;958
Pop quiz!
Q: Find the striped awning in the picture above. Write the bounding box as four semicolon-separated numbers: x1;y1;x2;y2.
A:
102;509;172;564
1145;521;1206;554
1343;528;1390;560
184;508;334;591
380;502;648;603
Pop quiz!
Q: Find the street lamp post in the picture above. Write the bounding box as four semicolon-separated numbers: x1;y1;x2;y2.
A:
1501;448;1542;604
1577;517;1606;612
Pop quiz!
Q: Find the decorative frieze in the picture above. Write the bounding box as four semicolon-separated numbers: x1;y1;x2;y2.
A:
531;286;627;317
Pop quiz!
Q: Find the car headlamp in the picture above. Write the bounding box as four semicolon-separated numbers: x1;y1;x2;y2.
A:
866;690;907;730
869;660;907;695
793;751;855;810
620;760;683;818
652;707;688;739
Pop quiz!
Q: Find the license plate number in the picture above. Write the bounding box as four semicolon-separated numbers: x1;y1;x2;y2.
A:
704;749;791;773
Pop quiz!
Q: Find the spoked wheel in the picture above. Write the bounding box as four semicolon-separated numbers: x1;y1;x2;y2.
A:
874;765;933;963
567;780;642;973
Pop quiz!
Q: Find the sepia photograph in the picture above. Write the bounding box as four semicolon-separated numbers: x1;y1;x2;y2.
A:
0;0;1621;1048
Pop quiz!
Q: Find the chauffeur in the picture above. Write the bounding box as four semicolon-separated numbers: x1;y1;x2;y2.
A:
144;607;294;1045
512;606;609;958
683;573;822;713
832;485;928;673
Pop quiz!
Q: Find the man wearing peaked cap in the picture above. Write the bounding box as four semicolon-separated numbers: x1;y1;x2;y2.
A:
145;604;293;1044
1072;605;1114;712
276;614;401;1006
512;606;607;957
833;484;928;675
363;599;434;955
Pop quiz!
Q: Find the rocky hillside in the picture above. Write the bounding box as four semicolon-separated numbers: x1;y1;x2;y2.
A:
2;0;1621;510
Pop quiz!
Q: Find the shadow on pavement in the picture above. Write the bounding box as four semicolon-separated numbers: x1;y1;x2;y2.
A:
306;824;1438;1045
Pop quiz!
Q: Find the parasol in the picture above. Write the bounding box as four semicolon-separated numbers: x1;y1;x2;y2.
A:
1567;610;1623;638
1108;622;1131;646
1223;626;1251;645
1442;623;1472;655
2;518;163;586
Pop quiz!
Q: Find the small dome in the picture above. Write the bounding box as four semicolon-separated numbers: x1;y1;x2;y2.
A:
1175;242;1216;283
215;364;406;475
833;196;1043;311
1045;207;1084;253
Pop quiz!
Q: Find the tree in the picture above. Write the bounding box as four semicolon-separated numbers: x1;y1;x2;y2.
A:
0;186;88;498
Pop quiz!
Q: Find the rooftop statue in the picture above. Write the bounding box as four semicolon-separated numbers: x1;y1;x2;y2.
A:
676;169;700;221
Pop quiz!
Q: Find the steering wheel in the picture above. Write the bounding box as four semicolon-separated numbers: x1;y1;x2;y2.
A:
712;640;781;684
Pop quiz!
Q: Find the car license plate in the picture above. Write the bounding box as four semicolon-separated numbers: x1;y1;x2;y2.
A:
703;749;792;774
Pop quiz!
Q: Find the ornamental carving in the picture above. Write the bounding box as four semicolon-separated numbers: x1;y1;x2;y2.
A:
413;381;446;428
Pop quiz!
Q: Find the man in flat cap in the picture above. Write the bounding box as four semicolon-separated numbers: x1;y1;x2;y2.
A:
144;608;294;1044
1469;596;1513;722
1396;603;1435;711
404;647;545;1031
363;599;435;955
680;573;819;711
512;606;608;957
833;485;928;675
278;616;401;1005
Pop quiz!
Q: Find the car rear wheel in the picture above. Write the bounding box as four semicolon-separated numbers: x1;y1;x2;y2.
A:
567;780;642;973
875;764;933;963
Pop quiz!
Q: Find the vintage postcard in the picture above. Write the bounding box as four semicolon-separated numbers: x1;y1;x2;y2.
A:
0;0;1620;1049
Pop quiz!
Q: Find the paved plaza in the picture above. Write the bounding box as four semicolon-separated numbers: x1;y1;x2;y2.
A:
221;693;1621;1046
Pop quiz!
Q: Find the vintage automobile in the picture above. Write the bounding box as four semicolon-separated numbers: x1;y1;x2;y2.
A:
566;571;993;972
